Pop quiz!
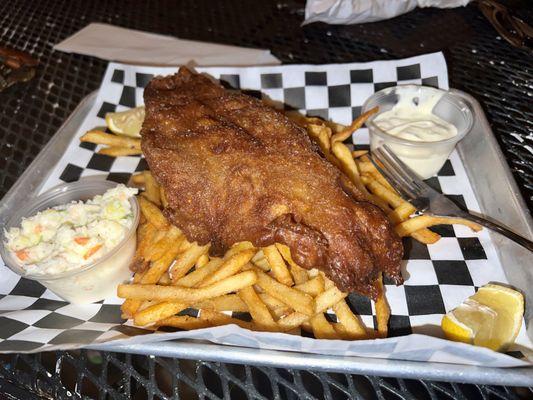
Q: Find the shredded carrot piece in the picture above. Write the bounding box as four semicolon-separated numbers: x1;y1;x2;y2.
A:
84;244;103;260
74;237;90;245
15;250;29;261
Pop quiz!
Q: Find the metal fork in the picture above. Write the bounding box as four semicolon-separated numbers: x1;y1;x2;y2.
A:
371;145;533;252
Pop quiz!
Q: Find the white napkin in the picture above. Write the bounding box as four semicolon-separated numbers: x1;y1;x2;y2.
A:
54;23;280;66
304;0;472;25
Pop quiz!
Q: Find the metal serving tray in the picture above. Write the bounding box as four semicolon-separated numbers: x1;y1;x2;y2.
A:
1;91;532;387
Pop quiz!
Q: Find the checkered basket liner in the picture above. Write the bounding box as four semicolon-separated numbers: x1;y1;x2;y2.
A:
0;52;529;367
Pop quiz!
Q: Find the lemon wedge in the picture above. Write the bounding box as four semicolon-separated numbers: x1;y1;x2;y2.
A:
441;284;524;351
105;106;145;137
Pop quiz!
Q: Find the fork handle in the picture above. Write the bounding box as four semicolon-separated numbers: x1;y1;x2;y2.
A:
458;212;533;252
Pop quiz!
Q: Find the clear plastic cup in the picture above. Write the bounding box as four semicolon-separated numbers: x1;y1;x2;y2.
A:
0;179;139;304
362;85;474;179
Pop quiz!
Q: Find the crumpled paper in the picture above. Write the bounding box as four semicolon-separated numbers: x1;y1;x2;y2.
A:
54;23;280;66
304;0;472;25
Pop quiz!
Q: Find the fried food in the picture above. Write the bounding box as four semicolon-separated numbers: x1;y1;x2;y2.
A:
117;270;258;302
141;67;403;298
98;146;143;156
118;70;486;343
396;215;482;237
120;203;389;339
80;130;141;149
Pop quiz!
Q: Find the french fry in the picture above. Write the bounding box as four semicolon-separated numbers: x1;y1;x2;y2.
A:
118;270;258;303
294;275;325;297
388;204;441;244
158;272;171;285
375;274;390;338
307;123;332;153
141;239;184;285
251;251;271;271
142;171;161;206
333;299;367;339
195;254;210;269
388;202;417;224
332;142;388;210
258;293;293;320
330;106;378;144
139;213;146;224
238;286;277;330
160;310;260;331
270;305;293;320
395;215;482;237
253;267;314;316
310;313;339;340
352;150;369;159
170;243;210;281
131;173;146;185
160;186;169;208
363;178;405;208
277;312;309;331
198;248;256;287
138;196;169;229
133;301;187;326
224;241;255;259
263;245;293;286
197;309;260;331
129;222;155;273
121;269;148;318
364;177;440;243
411;229;441;244
358;158;396;191
301;320;313;333
137;300;156;312
307;268;320;278
121;299;141;320
258;293;288;310
156;315;213;330
321;273;335;289
335;324;376;340
98;146;143;156
175;258;224;288
332;142;362;184
144;226;182;262
80;130;141;149
356;161;375;174
194;294;248;312
275;243;308;284
315;286;347;314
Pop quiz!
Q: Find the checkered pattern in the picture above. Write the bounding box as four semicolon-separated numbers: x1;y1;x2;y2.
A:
0;53;525;363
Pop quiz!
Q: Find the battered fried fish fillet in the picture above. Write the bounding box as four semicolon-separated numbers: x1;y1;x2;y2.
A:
141;67;403;298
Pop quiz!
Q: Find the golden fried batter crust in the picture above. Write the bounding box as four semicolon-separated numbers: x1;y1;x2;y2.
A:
141;67;403;298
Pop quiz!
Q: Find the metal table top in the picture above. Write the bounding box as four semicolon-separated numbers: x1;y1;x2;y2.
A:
0;0;531;398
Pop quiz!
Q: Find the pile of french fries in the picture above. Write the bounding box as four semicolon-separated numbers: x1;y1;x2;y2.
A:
299;109;482;245
119;176;390;339
82;106;482;340
80;130;142;157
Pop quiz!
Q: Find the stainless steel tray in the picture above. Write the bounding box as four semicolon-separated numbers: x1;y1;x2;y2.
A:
1;91;532;387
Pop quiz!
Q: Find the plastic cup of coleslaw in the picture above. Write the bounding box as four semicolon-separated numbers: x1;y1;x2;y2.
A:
0;179;139;304
362;85;474;179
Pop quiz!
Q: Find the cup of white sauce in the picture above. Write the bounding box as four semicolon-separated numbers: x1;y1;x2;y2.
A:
362;85;474;179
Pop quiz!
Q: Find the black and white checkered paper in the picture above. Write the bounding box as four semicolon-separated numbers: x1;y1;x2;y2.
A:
0;52;530;366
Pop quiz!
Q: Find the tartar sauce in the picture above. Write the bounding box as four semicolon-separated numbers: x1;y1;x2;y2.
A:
5;184;138;276
373;90;457;142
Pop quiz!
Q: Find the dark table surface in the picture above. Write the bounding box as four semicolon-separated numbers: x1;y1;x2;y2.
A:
0;0;532;399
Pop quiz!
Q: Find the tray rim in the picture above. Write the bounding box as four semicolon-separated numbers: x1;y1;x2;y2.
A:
1;90;532;386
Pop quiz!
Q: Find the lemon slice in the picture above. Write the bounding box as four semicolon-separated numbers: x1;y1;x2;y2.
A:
105;106;145;137
441;284;524;351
